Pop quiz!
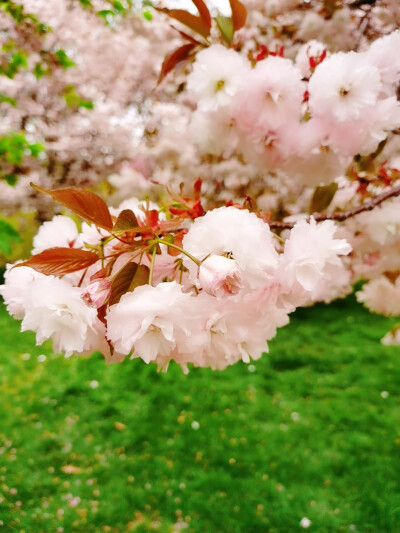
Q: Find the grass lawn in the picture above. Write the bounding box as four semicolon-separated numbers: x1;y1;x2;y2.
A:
0;295;400;532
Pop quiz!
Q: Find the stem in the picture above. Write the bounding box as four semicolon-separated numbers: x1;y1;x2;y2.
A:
148;245;157;286
269;184;400;230
155;239;201;266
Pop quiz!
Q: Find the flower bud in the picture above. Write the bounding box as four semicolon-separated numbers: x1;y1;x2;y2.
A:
81;278;111;308
198;254;243;297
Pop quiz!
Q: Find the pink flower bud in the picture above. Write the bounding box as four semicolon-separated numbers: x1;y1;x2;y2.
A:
81;278;111;308
198;255;243;297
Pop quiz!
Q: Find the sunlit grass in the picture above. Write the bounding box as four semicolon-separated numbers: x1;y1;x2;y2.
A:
0;295;399;532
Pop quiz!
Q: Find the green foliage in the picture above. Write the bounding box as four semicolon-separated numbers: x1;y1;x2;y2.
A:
0;131;43;166
54;49;76;69
96;0;135;22
0;296;399;531
63;85;94;110
33;61;48;79
0;43;28;78
0;218;21;255
0;132;44;185
0;1;50;34
0;93;17;106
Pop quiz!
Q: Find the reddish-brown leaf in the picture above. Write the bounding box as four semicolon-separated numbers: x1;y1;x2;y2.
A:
173;27;204;45
113;209;139;232
158;43;197;84
191;0;212;30
109;262;149;306
31;183;113;231
13;248;99;276
157;8;210;38
229;0;247;31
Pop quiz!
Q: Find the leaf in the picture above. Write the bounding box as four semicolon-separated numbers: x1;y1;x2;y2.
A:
173;27;204;45
191;0;211;30
157;8;210;38
14;248;99;276
113;209;139;232
55;49;76;69
0;93;17;106
3;173;18;186
109;262;149;306
31;183;113;231
216;15;234;45
229;0;247;31
158;43;197;84
62;85;94;110
309;182;339;214
0;219;21;255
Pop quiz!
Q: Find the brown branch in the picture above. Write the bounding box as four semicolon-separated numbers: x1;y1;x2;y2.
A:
269;183;400;230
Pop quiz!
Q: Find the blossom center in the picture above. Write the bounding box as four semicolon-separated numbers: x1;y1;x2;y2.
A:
215;79;225;92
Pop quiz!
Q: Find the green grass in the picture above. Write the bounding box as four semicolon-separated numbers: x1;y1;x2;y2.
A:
0;295;400;532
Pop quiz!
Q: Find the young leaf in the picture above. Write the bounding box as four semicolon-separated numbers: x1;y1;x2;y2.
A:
158;43;197;84
216;15;234;45
229;0;247;31
129;264;150;291
109;262;149;306
157;8;210;38
309;183;339;214
31;183;113;231
13;248;99;276
191;0;211;30
113;209;139;232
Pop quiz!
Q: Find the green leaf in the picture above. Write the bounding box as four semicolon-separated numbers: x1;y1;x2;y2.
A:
62;85;94;110
143;10;152;20
215;15;234;45
34;62;48;79
113;1;125;12
0;50;28;78
28;143;44;158
37;23;51;34
0;132;43;167
309;182;339;214
0;93;17;107
97;9;115;23
3;173;18;186
55;49;75;69
0;219;21;255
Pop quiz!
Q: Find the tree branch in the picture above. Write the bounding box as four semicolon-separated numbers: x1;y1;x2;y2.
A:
269;183;400;230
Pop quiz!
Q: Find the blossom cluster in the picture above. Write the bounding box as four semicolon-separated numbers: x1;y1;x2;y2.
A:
187;31;400;187
0;186;351;371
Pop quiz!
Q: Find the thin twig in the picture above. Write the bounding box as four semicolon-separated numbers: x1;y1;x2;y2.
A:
269;184;400;230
